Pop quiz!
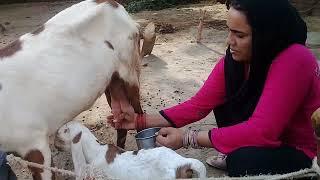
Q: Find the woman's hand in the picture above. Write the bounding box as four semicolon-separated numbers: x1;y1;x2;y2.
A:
156;127;184;150
107;112;137;130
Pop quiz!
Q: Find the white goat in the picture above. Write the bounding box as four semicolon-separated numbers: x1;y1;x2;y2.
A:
0;0;146;179
55;121;207;180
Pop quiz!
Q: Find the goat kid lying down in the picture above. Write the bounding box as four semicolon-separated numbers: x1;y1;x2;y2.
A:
55;121;207;180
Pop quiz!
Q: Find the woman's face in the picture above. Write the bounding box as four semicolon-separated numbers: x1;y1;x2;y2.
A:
226;7;252;63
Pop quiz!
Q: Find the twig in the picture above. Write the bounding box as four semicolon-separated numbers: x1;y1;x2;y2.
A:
196;9;207;43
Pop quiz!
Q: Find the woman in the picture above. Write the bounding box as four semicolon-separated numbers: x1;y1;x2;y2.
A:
108;0;320;176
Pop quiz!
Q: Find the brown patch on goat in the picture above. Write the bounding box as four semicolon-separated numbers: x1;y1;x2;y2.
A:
105;144;125;164
0;40;22;59
31;25;45;35
72;132;82;144
176;164;193;179
108;72;143;115
24;150;44;180
95;0;119;8
104;40;114;50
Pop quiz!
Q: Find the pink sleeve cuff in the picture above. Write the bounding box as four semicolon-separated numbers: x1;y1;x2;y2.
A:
159;110;177;127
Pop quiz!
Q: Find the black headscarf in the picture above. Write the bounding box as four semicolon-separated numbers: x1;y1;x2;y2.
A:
214;0;307;127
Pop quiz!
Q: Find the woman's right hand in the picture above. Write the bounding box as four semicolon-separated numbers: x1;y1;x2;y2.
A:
156;127;184;150
107;112;137;130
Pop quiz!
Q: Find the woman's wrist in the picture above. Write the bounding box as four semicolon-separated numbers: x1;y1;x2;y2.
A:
197;131;213;148
182;128;201;149
182;129;213;148
145;113;172;128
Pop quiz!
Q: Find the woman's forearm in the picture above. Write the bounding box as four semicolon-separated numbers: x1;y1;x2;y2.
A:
144;113;213;148
197;131;213;148
145;113;172;128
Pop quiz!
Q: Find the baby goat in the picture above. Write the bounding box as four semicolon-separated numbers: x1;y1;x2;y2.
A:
55;121;207;180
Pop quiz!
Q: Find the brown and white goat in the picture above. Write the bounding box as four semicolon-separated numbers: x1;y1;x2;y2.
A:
55;121;207;180
0;0;150;179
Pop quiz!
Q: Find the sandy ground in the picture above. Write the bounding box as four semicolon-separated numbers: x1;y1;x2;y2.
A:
0;1;319;179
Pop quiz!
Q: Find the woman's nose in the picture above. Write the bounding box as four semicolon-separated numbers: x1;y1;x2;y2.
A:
226;32;235;46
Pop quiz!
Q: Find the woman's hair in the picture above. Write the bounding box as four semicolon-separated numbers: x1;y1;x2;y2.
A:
219;0;307;122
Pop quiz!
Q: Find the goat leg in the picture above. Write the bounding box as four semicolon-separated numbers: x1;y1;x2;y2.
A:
116;129;128;149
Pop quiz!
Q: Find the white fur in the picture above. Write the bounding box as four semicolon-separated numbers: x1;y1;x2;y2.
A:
0;0;141;179
55;121;207;180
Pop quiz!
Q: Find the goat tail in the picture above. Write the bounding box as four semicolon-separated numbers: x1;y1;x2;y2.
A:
188;158;207;179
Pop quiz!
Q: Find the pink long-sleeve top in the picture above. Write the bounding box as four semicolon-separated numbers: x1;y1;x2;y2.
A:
160;44;320;158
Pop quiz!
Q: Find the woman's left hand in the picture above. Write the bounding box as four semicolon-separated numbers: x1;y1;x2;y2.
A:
156;127;184;150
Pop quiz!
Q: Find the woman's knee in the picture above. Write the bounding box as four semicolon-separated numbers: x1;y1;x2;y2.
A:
0;164;9;179
226;146;312;177
226;147;261;177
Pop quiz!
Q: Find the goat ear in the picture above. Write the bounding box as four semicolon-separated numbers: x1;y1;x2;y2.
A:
72;132;82;144
140;22;156;57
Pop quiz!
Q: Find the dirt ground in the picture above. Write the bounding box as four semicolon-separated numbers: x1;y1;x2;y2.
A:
0;1;319;179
